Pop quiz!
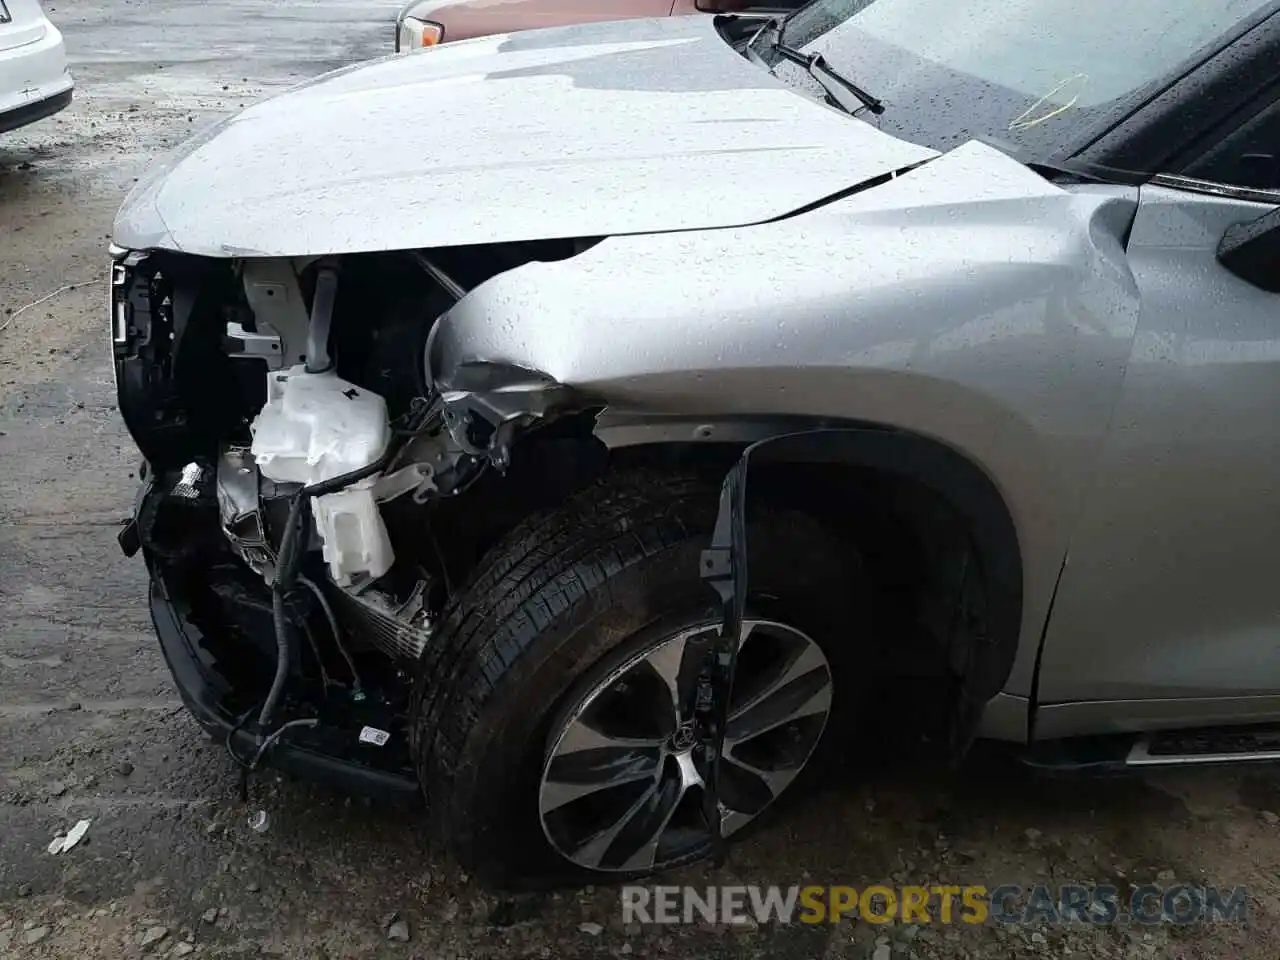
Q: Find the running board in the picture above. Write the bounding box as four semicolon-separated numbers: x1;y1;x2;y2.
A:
1020;723;1280;774
1127;737;1280;767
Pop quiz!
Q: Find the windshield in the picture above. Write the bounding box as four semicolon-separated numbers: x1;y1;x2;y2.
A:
771;0;1276;158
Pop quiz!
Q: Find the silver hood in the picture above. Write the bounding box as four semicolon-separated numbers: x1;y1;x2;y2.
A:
113;17;937;257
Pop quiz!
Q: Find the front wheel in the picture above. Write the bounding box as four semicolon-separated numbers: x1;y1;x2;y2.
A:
409;471;866;888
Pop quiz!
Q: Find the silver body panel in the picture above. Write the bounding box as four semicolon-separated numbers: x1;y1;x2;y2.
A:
1034;185;1280;725
111;17;935;257
112;13;1280;744
428;143;1145;702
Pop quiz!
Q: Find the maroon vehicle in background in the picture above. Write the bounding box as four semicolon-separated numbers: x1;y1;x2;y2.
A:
395;0;805;50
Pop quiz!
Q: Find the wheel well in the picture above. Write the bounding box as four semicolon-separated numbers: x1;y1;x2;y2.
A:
614;430;1023;754
423;422;1022;752
614;441;995;681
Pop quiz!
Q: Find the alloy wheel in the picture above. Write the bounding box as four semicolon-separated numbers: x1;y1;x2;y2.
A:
538;618;834;873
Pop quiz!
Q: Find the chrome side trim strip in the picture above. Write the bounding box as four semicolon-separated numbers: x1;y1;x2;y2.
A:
1150;173;1280;206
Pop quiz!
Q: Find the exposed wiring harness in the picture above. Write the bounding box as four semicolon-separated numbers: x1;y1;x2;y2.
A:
299;619;333;692
298;574;362;691
251;718;321;770
225;703;320;803
224;702;261;802
237;397;442;802
259;446;398;732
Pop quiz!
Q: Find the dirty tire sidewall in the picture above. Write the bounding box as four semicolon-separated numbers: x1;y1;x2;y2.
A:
409;471;866;889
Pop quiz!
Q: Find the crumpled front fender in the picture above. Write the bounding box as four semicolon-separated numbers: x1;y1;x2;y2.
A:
425;139;1142;701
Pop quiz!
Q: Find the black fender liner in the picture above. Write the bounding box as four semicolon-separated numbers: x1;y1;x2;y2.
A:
697;428;1024;850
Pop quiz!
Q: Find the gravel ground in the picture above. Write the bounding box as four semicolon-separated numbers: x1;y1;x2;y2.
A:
3;3;1280;958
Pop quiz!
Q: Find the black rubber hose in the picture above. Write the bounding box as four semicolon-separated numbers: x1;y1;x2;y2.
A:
303;449;398;498
261;591;293;729
258;493;307;730
256;444;401;731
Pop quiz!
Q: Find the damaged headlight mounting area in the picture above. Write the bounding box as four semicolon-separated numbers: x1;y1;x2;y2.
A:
435;362;579;470
112;248;505;798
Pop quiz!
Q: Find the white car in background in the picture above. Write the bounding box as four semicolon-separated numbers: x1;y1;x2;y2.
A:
0;0;71;134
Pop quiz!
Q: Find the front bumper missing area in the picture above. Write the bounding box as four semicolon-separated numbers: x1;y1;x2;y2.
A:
124;474;421;805
147;569;419;804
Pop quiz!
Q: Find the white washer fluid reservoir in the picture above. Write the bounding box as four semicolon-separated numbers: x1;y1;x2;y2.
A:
250;364;394;587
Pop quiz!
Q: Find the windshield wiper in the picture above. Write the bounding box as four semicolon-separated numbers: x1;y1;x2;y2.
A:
746;22;884;117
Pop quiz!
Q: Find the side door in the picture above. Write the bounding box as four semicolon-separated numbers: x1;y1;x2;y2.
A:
1034;90;1280;737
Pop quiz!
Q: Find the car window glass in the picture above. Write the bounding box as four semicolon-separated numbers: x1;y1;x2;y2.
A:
772;0;1274;159
1180;98;1280;191
794;0;1267;106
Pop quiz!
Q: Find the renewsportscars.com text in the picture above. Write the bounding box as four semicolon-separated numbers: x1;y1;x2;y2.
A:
620;884;1248;926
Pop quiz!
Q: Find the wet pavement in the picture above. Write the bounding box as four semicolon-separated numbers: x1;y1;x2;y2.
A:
3;2;1280;957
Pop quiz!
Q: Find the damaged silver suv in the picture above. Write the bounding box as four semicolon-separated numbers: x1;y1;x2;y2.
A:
111;1;1280;886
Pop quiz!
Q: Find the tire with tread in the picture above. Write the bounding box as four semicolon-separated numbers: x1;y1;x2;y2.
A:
409;469;866;888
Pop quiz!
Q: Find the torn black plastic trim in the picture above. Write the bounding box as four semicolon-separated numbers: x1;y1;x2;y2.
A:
702;428;1024;772
697;452;749;863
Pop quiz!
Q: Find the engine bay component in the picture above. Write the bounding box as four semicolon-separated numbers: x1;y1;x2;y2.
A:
216;447;275;577
224;320;283;365
311;485;394;588
328;579;435;662
411;252;466;302
372;461;438;503
250;365;395;587
236;259;315;371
